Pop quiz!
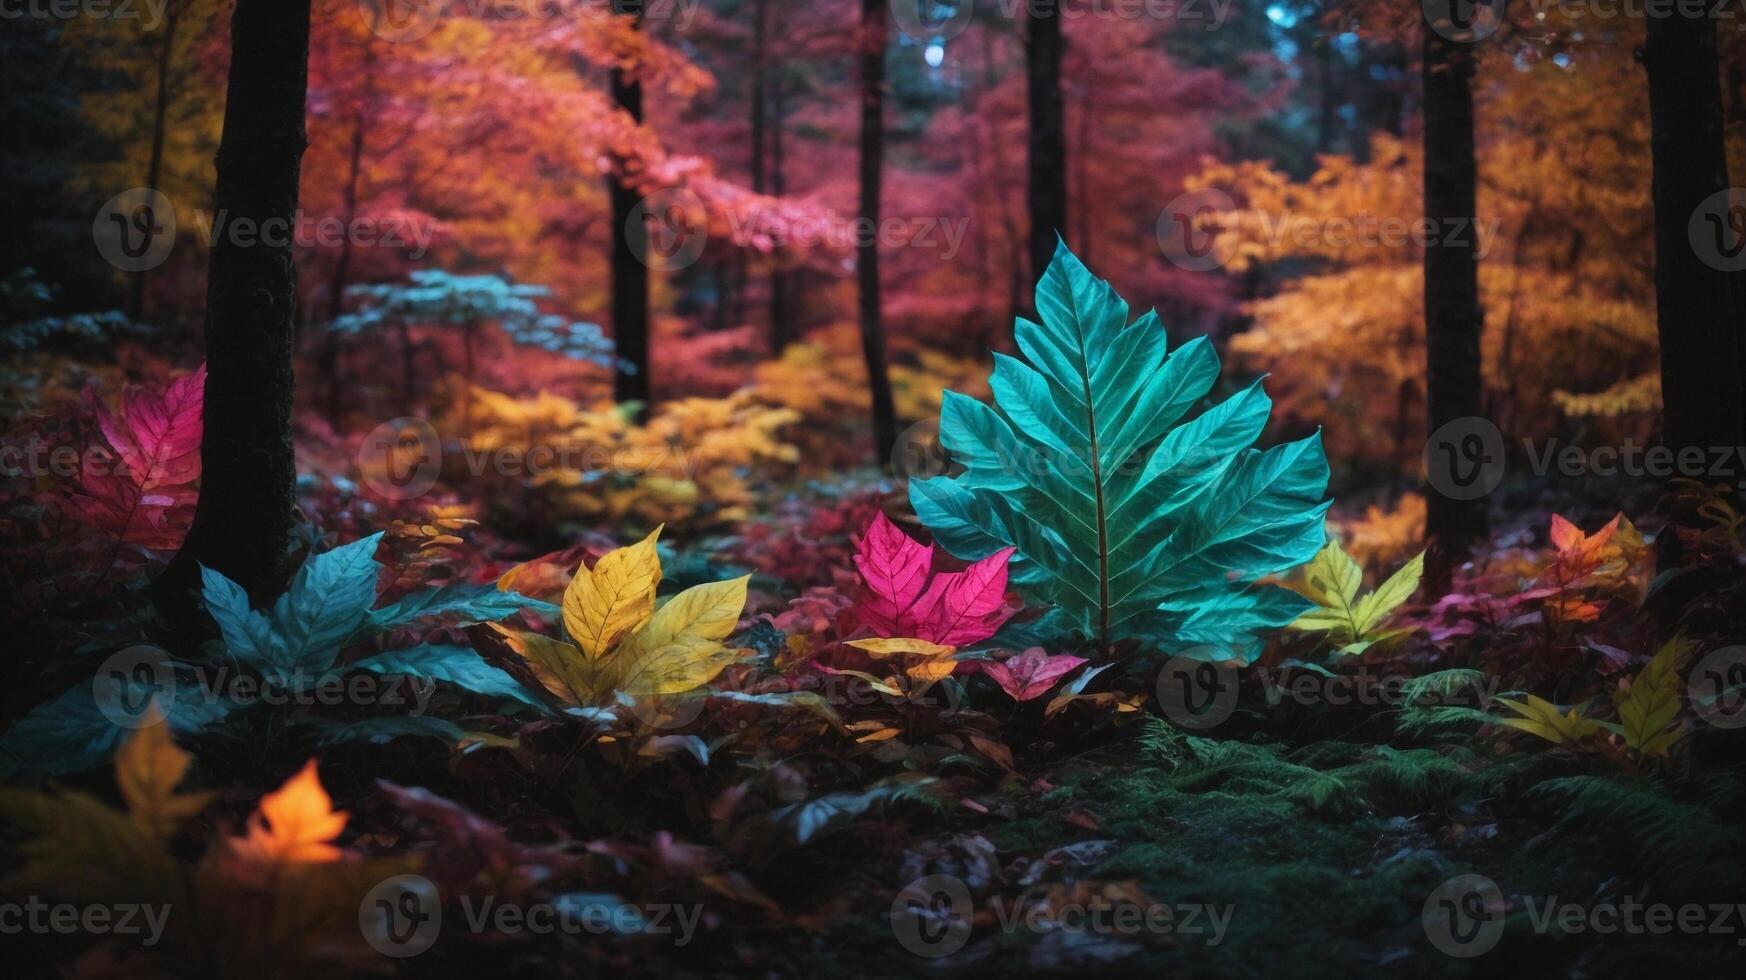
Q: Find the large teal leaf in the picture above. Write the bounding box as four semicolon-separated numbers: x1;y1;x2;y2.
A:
268;532;385;674
0;679;234;778
910;242;1329;661
348;643;543;708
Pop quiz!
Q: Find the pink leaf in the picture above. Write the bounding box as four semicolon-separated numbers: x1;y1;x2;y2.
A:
913;546;1018;646
977;648;1088;702
850;511;933;636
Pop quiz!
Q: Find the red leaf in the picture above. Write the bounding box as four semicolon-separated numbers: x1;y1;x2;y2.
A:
976;647;1088;701
913;546;1018;646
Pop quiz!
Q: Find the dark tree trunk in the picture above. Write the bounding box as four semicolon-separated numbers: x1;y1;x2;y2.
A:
769;76;791;353
610;2;650;419
1642;13;1746;463
157;0;311;610
1421;29;1488;592
131;0;181;321
858;0;897;467
1025;2;1067;288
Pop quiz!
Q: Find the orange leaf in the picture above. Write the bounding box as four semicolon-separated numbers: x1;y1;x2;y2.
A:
234;760;348;864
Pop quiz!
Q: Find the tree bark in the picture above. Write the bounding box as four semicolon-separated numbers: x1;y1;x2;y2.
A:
1642;13;1746;461
1025;1;1067;288
769;75;791;353
610;1;651;419
858;0;898;467
157;0;311;610
1421;28;1488;591
131;0;181;321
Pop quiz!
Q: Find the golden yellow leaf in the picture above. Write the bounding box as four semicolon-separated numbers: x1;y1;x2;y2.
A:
844;637;957;660
563;526;663;659
116;705;213;840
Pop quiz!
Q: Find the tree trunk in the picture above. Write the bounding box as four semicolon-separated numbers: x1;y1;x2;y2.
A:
157;0;311;610
131;0;181;321
858;0;898;467
1025;2;1067;288
609;1;651;419
769;75;791;353
1642;13;1746;464
1421;28;1488;591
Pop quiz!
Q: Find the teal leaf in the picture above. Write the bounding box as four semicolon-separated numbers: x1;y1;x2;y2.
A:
268;533;385;674
349;643;543;707
0;679;235;778
200;564;282;671
363;582;557;636
909;242;1330;661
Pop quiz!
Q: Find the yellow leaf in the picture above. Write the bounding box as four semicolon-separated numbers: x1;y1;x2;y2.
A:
563;526;663;659
844;637;957;660
1494;695;1608;746
232;761;348;865
1615;638;1691;757
490;624;589;706
1291;540;1424;653
620;574;750;653
116;704;213;840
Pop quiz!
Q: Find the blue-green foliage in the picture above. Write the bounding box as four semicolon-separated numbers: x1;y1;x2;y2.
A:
329;270;616;366
0;534;554;776
910;242;1330;661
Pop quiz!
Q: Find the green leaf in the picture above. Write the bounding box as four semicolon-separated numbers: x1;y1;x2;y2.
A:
349;644;542;707
910;242;1329;660
363;582;557;636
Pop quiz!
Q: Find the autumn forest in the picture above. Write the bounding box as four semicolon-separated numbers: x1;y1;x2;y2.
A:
2;1;1745;977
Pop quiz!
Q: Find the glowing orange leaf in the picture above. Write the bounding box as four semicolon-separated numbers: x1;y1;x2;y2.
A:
233;760;348;864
